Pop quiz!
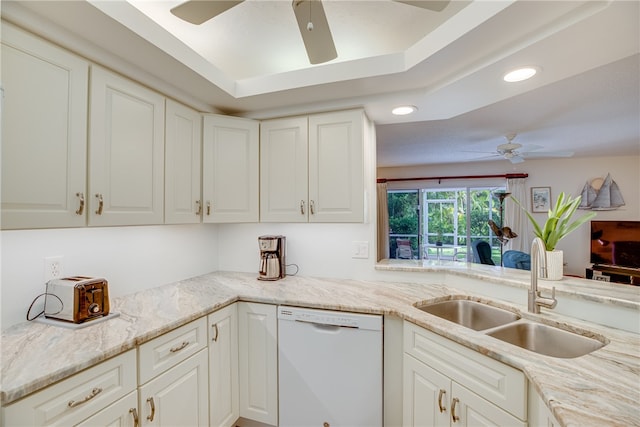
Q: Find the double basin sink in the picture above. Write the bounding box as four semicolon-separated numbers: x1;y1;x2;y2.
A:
416;298;606;358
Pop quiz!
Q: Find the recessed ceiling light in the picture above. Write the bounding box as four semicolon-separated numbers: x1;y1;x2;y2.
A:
392;105;417;115
503;67;538;83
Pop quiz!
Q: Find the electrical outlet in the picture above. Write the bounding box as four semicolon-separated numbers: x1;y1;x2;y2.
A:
44;256;64;282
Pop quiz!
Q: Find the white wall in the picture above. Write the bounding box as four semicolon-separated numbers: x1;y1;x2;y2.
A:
378;155;640;276
1;225;219;329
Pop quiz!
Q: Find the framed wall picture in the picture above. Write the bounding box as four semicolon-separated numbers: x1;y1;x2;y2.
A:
531;187;551;213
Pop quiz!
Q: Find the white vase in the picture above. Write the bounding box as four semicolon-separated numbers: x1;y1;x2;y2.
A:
544;250;564;280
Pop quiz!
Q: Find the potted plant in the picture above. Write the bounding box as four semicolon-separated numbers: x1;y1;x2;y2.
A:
511;192;596;280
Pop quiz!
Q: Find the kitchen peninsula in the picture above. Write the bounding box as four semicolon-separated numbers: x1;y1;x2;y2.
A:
1;264;639;426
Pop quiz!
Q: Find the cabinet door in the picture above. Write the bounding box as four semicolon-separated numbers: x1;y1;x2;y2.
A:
403;354;450;427
76;391;138;427
202;115;259;223
451;383;526;427
308;110;364;223
1;22;88;229
260;116;308;222
165;100;202;224
139;350;209;427
88;65;165;226
209;304;239;427
238;302;278;425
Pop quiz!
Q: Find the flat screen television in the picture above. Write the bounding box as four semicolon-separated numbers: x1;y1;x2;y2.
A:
590;220;640;270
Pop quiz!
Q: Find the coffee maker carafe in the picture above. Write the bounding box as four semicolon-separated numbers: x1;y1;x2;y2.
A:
258;235;286;281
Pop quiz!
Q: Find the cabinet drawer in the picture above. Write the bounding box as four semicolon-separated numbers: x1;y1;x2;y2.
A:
138;317;207;384
404;321;526;419
2;350;136;426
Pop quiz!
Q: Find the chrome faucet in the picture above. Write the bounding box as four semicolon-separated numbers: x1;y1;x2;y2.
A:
529;237;558;313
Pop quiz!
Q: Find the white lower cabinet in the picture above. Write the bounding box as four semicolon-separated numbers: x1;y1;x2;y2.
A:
138;350;209;426
528;383;559;427
138;318;209;427
1;350;137;426
76;390;138;427
209;304;240;427
403;321;527;427
238;302;278;426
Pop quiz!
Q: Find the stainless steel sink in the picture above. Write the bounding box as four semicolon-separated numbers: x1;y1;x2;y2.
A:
487;321;606;358
416;299;521;331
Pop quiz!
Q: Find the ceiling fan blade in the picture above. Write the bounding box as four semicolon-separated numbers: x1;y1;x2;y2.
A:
293;0;337;64
171;0;243;25
393;0;450;12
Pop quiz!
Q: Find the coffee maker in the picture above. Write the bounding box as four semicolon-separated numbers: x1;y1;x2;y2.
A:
258;235;286;281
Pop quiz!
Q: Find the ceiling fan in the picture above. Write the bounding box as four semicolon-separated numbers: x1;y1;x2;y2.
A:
469;134;574;164
170;0;450;64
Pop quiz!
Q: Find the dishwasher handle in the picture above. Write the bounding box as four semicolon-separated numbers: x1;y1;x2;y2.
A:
295;319;358;331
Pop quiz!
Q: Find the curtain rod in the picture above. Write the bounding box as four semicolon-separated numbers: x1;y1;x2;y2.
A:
377;173;528;184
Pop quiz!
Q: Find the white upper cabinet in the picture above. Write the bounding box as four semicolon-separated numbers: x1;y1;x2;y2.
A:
260;109;365;223
202;114;259;223
1;22;89;229
165;100;202;224
88;65;165;226
308;110;364;222
259;116;309;222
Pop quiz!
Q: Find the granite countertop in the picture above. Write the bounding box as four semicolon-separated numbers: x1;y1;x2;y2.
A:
2;269;639;427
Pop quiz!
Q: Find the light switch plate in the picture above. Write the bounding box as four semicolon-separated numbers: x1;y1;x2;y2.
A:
352;241;369;259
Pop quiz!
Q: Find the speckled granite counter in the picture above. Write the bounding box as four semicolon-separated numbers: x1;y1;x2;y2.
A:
2;268;639;427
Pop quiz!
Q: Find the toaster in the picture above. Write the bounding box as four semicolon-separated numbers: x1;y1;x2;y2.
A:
44;276;110;323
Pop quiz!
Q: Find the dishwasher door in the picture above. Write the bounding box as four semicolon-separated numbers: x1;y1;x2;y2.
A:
278;306;383;427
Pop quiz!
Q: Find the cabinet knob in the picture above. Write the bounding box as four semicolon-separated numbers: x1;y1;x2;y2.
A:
95;193;104;215
310;199;315;215
75;192;85;215
451;397;460;422
68;387;102;408
129;407;139;427
146;397;156;421
206;201;211;216
437;389;447;413
300;200;305;215
195;200;202;215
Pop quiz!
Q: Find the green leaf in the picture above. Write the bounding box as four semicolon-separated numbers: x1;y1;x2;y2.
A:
510;192;596;251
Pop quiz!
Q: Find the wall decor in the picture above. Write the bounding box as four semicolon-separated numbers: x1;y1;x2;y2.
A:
578;173;625;210
531;187;551;212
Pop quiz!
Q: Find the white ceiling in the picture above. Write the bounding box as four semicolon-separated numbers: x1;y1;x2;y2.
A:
3;0;639;167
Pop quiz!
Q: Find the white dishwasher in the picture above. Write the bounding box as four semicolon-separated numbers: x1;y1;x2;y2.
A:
278;306;383;427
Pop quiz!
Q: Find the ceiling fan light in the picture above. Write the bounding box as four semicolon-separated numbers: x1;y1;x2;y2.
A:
503;67;538;83
392;105;417;115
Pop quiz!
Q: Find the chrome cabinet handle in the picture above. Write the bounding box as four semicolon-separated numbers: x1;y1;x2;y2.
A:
130;407;139;427
195;200;202;215
146;397;156;421
437;389;446;413
206;201;211;216
68;387;102;408
95;193;104;215
310;199;315;215
451;397;460;422
212;324;219;342
169;341;189;353
75;192;85;215
300;200;305;215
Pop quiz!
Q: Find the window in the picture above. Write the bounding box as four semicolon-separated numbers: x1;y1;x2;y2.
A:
387;186;506;263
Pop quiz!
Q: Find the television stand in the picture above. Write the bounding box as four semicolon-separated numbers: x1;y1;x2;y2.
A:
586;265;640;285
